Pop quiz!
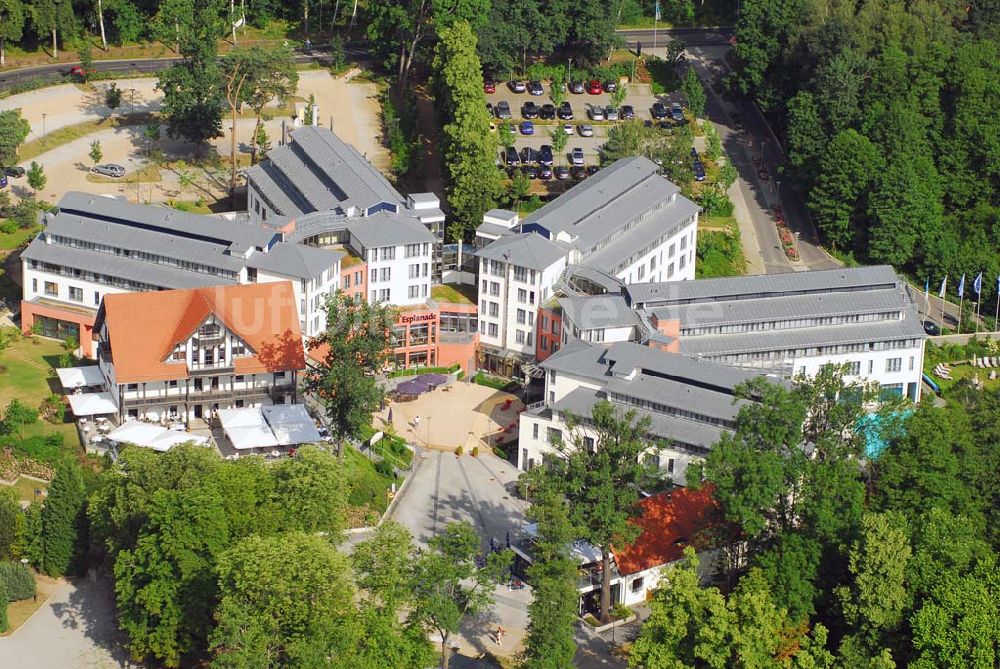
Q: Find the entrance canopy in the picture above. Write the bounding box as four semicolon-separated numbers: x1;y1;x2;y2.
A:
66;392;118;417
218;404;321;451
107;421;210;452
57;366;105;390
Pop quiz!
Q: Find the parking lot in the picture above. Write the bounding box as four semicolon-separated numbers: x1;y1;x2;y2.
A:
486;82;677;168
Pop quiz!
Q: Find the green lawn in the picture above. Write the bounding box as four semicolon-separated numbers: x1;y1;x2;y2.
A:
344;446;401;515
431;283;476;305
696;216;744;278
0;224;41;252
0;476;47;503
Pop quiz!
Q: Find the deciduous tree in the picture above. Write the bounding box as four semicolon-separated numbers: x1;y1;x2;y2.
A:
0;0;26;67
40;461;86;576
0;109;30;167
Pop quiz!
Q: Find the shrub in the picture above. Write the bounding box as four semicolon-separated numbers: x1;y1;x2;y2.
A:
454;446;464;456
0;561;36;602
374;459;394;478
612;603;632;620
471;446;480;457
0;579;7;633
39;395;66;424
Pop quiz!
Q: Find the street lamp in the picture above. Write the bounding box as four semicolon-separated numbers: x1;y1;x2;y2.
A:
42;113;47;146
130;88;136;115
568;58;573;84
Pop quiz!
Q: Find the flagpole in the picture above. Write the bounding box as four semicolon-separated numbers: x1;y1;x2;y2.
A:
653;9;658;51
975;298;981;334
958;295;964;335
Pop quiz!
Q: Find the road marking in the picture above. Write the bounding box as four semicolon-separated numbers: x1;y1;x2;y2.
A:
431;451;442;536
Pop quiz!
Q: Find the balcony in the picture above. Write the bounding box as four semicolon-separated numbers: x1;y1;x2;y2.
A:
440;331;476;345
188;362;236;376
121;383;295;407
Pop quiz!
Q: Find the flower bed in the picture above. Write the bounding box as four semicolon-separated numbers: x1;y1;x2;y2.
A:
776;223;799;260
0;451;54;484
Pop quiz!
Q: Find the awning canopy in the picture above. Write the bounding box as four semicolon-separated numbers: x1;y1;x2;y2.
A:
218;404;320;451
218;408;280;450
414;373;448;387
107;421;210;452
396;379;431;395
57;366;105;390
261;404;322;445
66;392;118;416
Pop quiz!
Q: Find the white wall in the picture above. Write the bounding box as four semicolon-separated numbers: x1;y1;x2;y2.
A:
478;256;567;355
614;219;697;285
256;261;339;339
362;241;433;307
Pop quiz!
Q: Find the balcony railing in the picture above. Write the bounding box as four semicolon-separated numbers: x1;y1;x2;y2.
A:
188;362;236;376
121;383;295;407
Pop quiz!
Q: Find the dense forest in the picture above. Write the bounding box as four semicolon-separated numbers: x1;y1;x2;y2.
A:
730;0;1000;291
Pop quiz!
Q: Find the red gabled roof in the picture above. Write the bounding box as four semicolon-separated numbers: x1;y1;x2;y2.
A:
612;485;718;576
102;282;305;384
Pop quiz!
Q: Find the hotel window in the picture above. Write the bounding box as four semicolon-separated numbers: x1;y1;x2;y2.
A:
480;300;487;312
680;235;687;250
669;243;676;257
370;290;377;302
909;356;915;371
44;281;58;297
488;323;498;336
513;266;527;282
679;255;686;269
379;289;390;301
885;358;902;373
481;280;488;293
667;262;675;278
168;380;178;388
650;256;657;270
32;279;37;292
422;284;428;297
127;383;138;391
518;288;527;303
868;360;874;374
380;267;391;281
846;361;861;376
540;338;549;351
516;309;526;324
405;243;421;257
408;285;420;299
532;423;539;439
666;458;675;474
480;320;486;333
546;427;562;445
526;332;533;347
637;265;646;280
93;291;101;306
423;263;428;277
409;264;420;279
489;302;499;317
515;330;525;344
342;276;350;289
370;268;377;282
380;247;395;260
355;271;362;284
631;577;645;592
490;282;500;296
583;436;595;452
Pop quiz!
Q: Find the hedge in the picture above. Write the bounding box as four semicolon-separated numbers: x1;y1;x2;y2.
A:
0;561;36;602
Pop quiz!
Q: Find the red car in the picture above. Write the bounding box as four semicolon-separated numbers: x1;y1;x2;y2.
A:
587;80;602;95
68;65;93;78
484;80;496;94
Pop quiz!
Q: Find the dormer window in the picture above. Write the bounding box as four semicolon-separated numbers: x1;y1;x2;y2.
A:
199;323;221;338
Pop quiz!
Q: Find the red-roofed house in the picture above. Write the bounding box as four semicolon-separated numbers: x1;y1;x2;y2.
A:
611;485;718;606
93;282;306;424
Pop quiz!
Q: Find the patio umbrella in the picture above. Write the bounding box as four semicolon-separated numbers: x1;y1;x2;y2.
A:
415;373;449;387
396;379;432;396
387;407;394;424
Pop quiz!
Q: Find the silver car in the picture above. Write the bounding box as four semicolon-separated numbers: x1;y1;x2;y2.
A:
589;106;606;121
605;106;619;121
578;124;594;137
92;164;126;178
571;148;585;166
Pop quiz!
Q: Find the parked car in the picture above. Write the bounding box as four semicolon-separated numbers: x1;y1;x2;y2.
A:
923;320;941;336
538;144;554;166
509;80;527;93
67;65;94;78
621;105;635;120
670;102;685;121
540;104;556;120
496;101;512;119
484;80;496;94
563;123;575;135
571;165;588;180
651;102;668;119
555;165;571;180
571;147;585;166
693;160;706;181
521;101;539;119
557;102;574;120
658;120;674;130
520;146;539;164
519;121;535;135
527;81;544;96
588;106;606;121
605;106;619;121
522;164;539;179
3;166;25;178
578;124;594;137
504;146;520;166
603;81;618;93
587;80;602;95
587;165;600;176
538;164;553;180
92;163;126;178
569;80;585;94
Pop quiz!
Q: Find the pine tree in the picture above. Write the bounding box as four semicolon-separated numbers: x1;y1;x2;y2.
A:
41;462;86;577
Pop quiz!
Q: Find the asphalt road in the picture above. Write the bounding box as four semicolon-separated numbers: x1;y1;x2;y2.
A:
0;29;732;92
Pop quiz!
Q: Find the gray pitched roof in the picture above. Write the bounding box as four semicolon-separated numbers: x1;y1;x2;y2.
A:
520;157;696;258
246;126;405;217
347;210;435;249
626;265;901;308
603;341;762;392
677;317;926;358
649;288;910;328
56;192;277;252
476;232;567;271
248;243;343;279
557;295;638;330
